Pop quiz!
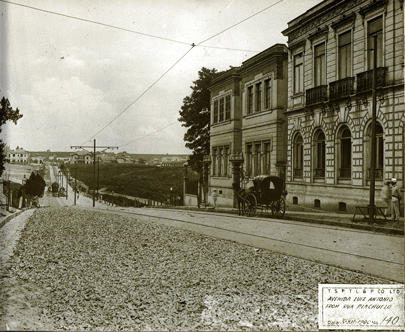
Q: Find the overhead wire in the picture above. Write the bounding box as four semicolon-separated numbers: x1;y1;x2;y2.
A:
0;0;261;53
196;0;285;46
120;121;179;148
81;0;288;147
0;0;192;46
114;0;288;149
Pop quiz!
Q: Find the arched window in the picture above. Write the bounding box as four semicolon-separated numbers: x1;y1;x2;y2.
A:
366;123;384;180
314;131;326;178
293;134;304;178
376;124;384;178
339;127;352;179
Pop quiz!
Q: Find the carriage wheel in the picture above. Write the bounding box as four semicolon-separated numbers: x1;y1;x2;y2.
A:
244;193;257;217
272;197;286;218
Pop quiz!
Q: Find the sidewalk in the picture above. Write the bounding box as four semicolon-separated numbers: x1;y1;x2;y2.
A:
162;204;404;236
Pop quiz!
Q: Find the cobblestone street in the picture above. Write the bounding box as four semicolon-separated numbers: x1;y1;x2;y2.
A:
0;204;401;331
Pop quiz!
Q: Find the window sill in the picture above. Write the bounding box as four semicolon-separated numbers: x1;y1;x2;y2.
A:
212;119;232;127
313;177;325;183
243;109;275;119
291;92;304;98
338;178;351;185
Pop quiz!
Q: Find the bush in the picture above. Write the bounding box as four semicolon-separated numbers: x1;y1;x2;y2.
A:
24;172;46;198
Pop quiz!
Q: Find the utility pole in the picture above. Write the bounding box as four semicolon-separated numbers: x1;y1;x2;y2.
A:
369;35;377;224
74;168;77;206
97;157;100;202
71;139;118;207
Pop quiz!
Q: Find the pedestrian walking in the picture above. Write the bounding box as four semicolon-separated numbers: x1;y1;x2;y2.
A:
212;189;218;209
380;180;392;217
391;178;402;222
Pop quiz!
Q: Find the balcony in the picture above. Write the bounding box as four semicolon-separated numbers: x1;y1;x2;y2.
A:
306;85;327;106
356;67;387;94
329;77;355;100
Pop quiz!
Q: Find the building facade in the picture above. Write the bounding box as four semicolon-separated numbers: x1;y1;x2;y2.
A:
206;44;288;207
70;151;93;164
7;148;29;164
282;0;404;212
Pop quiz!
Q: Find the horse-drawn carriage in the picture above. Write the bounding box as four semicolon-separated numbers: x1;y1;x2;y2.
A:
233;175;287;218
51;182;59;197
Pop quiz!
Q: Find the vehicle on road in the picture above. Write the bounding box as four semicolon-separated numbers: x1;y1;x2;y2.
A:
233;175;287;218
51;182;59;197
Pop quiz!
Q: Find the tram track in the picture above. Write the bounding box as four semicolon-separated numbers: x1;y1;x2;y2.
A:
85;206;403;282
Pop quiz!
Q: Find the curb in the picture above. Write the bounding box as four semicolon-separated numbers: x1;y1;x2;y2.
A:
0;209;30;229
283;215;404;236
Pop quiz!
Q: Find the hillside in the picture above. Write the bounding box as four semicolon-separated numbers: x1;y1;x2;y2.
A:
65;164;185;202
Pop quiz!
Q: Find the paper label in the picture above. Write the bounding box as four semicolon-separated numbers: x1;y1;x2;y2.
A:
319;284;404;330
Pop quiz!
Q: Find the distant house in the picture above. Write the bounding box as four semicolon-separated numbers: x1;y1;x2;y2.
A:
146;158;161;166
161;161;186;167
70;150;93;164
99;152;116;164
56;157;70;163
31;155;45;164
7;148;29;164
116;152;133;164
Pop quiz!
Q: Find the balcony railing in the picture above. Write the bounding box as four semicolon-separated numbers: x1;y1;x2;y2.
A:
314;168;325;178
306;85;328;106
293;168;303;177
338;168;351;179
329;77;355;100
356;67;387;94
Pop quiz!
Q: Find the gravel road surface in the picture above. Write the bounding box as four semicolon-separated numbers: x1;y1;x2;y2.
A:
0;206;396;331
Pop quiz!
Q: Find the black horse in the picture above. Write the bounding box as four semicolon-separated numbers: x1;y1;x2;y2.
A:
232;182;246;216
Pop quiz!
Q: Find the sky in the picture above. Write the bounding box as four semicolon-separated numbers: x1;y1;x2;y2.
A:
0;0;322;154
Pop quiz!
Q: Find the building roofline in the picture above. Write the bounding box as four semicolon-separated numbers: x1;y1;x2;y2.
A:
241;43;287;67
282;0;350;36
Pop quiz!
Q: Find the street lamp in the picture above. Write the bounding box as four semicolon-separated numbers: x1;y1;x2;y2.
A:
58;170;62;188
22;175;27;208
61;170;64;189
66;170;70;200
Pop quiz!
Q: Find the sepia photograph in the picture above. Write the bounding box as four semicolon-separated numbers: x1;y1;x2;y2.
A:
0;0;404;330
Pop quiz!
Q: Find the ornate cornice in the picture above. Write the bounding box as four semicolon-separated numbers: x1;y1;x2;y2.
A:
359;0;388;19
288;40;306;54
308;26;329;45
284;0;363;42
331;12;356;33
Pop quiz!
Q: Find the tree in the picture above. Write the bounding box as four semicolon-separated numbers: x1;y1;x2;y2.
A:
24;171;46;198
0;97;23;176
178;67;222;173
